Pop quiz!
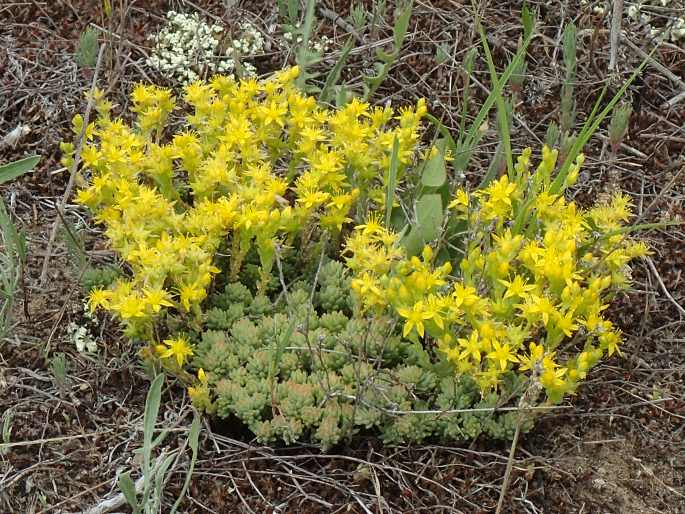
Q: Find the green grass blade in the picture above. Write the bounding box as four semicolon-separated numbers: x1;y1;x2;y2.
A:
171;413;202;514
385;137;400;227
454;7;534;183
319;37;354;104
142;374;164;480
477;25;514;178
457;48;477;147
550;50;653;194
0;155;40;185
118;472;140;514
393;0;413;49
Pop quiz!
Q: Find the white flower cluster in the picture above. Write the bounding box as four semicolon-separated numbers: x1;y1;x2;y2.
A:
67;321;97;353
627;0;685;42
579;0;684;42
146;11;265;85
283;23;332;54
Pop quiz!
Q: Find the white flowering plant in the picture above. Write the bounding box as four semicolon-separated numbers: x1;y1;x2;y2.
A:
146;11;265;85
627;0;685;42
283;22;332;54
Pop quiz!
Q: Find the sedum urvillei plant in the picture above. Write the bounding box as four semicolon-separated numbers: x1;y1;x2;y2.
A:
69;64;649;448
345;146;649;405
190;261;527;449
68;67;426;365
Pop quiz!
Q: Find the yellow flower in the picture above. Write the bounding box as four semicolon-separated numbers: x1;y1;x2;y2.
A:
499;275;535;299
452;284;480;309
179;283;206;311
88;287;113;313
487;341;518;371
448;189;470;211
540;366;566;390
158;336;194;367
523;295;557;326
355;213;384;236
518;342;545;372
113;295;147;319
599;329;623;357
143;287;175;313
457;331;482;363
486;175;517;206
554;310;578;337
351;272;383;299
396;302;433;338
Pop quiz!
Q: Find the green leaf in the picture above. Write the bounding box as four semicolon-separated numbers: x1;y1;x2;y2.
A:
402;193;444;255
143;374;164;475
0;155;40;185
416;194;444;238
75;27;99;68
319;38;354;104
550;49;653;194
375;48;396;62
544;121;560;148
293;0;318;92
478;24;514;178
562;22;577;80
171;413;202;514
335;85;350;107
118;472;140;514
385;137;400;227
300;0;316;44
420;139;447;188
287;0;299;22
393;1;413;49
521;4;535;38
153;452;178;506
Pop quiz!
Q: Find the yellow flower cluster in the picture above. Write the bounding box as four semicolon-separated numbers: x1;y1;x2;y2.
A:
345;146;648;403
72;67;427;364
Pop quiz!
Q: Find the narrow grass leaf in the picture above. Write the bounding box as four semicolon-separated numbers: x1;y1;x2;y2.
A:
118;472;140;514
319;38;354;104
477;25;514;178
385;137;400;227
457;48;477;147
550;51;653;194
171;413;202;514
153;452;178;509
143;374;164;476
0;155;40;185
455;7;534;183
